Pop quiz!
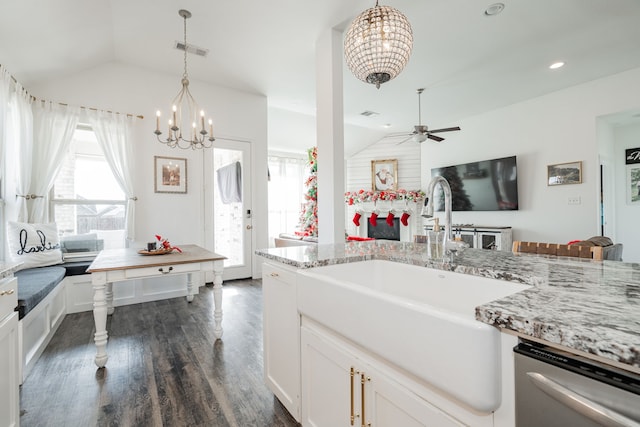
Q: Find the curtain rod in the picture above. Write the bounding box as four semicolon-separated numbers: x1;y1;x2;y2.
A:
2;64;144;119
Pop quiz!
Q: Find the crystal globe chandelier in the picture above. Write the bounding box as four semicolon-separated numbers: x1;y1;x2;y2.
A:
344;1;413;89
154;9;214;149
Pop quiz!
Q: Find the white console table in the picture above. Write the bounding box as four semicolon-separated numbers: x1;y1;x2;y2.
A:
424;224;513;251
87;245;226;368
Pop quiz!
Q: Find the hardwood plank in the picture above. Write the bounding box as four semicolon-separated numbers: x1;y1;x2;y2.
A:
19;279;299;427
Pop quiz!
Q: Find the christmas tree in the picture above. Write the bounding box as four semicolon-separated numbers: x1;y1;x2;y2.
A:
298;147;318;236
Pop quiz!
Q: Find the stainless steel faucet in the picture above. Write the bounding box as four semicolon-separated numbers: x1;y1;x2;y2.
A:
422;175;468;254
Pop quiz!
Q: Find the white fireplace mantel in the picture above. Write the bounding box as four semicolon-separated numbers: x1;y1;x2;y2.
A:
345;200;423;242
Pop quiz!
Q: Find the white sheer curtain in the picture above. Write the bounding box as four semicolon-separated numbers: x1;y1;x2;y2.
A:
267;155;306;243
10;84;33;222
86;110;137;242
29;101;80;222
0;66;10;189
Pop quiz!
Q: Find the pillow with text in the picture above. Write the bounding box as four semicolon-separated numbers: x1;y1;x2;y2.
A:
6;222;63;270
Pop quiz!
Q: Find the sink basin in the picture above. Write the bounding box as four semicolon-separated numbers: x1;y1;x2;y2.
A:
297;259;529;413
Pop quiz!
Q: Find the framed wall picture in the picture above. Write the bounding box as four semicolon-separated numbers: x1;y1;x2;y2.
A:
547;161;582;186
371;159;398;191
154;156;187;193
628;165;640;204
625;147;640;165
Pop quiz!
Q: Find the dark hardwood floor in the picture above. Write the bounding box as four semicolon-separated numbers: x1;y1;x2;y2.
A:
19;279;300;427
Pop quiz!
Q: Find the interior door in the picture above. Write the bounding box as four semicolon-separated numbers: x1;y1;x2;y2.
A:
212;140;252;280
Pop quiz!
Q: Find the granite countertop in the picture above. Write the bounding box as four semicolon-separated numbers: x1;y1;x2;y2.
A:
0;262;22;280
256;240;640;372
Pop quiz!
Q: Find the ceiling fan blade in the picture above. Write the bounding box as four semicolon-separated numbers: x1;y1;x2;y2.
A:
396;136;413;145
428;126;461;134
427;134;445;142
383;132;413;140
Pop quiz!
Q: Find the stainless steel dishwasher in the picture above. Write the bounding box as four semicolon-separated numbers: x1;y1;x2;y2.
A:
514;341;640;427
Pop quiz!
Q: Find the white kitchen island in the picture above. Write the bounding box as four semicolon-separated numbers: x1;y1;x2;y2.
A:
257;240;640;426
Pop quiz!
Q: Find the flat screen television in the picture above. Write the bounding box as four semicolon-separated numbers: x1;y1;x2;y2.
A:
431;155;519;211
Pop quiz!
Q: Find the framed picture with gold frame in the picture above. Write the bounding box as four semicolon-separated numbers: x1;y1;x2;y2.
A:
547;161;582;186
154;156;187;193
371;159;398;191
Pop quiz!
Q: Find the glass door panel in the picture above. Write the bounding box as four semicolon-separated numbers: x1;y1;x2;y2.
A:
212;142;252;279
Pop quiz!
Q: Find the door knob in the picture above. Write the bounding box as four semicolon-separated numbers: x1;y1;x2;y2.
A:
246;225;253;230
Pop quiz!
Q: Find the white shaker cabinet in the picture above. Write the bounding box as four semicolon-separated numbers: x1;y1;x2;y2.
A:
301;321;467;427
0;276;19;427
262;262;300;422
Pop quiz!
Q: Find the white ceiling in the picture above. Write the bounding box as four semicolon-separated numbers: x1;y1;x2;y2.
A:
2;0;640;155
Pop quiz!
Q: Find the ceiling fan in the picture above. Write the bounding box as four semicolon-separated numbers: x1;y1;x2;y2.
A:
394;88;461;144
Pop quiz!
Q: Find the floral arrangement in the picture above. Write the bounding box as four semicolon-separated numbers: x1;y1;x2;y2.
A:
344;189;425;205
155;234;182;253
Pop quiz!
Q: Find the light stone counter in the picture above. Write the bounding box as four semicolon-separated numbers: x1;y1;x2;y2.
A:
0;263;22;280
256;240;640;372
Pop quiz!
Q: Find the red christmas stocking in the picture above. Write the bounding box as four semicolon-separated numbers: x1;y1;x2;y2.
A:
386;211;395;227
401;212;410;226
352;212;361;226
369;212;379;227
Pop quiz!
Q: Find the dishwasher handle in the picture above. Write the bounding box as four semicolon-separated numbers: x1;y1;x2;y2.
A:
527;372;640;427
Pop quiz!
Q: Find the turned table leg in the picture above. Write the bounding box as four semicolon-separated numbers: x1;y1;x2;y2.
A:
106;281;114;315
92;272;109;368
186;272;195;302
212;261;224;339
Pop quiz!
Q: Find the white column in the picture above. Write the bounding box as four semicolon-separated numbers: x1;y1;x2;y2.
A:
316;28;345;244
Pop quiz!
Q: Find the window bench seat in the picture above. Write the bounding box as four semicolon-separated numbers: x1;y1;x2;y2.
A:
15;261;91;383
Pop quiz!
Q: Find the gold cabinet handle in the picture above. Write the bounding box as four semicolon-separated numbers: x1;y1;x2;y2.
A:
350;367;356;425
361;373;371;427
270;272;279;278
0;289;15;296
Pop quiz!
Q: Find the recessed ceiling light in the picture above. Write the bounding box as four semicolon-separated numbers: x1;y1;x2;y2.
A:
549;61;565;69
484;3;505;16
383;123;392;128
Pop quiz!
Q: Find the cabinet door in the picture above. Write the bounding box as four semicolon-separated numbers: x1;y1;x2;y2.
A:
262;262;300;421
301;325;358;427
456;230;476;248
0;312;19;427
366;364;466;427
477;232;500;250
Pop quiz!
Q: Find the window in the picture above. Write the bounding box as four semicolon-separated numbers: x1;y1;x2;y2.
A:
267;155;306;244
51;125;126;256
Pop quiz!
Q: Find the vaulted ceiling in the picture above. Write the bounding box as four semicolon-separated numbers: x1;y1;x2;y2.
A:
2;0;640;154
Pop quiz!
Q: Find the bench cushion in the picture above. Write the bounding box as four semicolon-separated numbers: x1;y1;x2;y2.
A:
15;266;66;319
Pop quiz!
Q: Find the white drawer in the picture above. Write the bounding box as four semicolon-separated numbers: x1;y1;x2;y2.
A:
124;262;201;279
263;262;297;284
0;277;18;321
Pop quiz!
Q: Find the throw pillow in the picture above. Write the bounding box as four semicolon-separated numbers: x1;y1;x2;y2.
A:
6;222;63;270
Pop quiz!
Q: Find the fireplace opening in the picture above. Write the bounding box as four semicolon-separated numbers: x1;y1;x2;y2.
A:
367;217;400;241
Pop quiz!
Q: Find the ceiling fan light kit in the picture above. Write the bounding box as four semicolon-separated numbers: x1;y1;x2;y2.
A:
344;1;413;89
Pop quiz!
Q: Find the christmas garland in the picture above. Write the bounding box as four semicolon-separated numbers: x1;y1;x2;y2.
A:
344;189;425;205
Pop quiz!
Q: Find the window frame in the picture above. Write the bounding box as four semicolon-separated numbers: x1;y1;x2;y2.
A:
49;125;127;258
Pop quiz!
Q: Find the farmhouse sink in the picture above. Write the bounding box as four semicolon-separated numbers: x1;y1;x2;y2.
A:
296;260;529;413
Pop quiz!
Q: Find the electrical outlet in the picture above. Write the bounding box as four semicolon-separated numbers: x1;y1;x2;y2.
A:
568;196;581;205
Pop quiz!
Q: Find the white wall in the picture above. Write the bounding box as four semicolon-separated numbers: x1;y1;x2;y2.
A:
346;138;421;191
613;123;640;262
27;62;268;277
421;67;640;248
